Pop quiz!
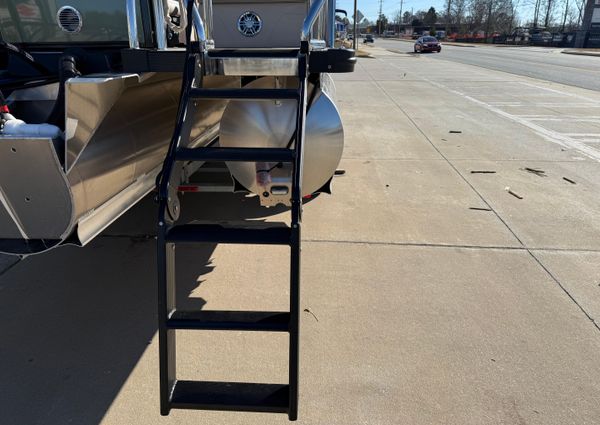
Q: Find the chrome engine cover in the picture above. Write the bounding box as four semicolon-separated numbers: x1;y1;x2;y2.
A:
219;76;344;206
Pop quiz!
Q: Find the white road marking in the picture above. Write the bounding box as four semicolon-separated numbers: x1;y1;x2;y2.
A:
434;88;600;161
518;82;600;105
563;133;600;137
489;102;524;106
531;103;600;108
381;57;600;162
521;117;600;123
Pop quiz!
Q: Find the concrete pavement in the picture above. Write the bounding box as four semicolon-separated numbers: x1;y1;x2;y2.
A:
2;47;600;424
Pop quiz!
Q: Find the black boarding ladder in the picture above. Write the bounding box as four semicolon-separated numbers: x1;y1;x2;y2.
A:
155;0;329;420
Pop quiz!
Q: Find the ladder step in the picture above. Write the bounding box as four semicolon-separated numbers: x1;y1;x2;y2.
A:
189;88;299;100
165;224;292;245
175;147;294;163
170;381;289;413
167;310;290;332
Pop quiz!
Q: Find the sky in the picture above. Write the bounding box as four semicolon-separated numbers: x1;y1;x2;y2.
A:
336;0;445;22
336;0;538;24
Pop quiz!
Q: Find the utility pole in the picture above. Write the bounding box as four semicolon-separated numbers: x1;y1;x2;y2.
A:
485;0;493;41
378;0;384;35
446;0;452;35
399;0;404;34
353;0;358;49
575;0;597;47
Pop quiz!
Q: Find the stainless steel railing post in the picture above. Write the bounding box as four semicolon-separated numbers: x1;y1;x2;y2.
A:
126;0;140;48
301;0;326;41
153;0;168;49
201;0;213;44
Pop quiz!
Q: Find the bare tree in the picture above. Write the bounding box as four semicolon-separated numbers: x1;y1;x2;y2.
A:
444;0;453;33
393;9;403;26
453;0;468;27
533;0;542;27
543;0;556;27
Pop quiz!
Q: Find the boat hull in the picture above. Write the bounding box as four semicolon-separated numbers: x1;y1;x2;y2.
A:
0;72;237;255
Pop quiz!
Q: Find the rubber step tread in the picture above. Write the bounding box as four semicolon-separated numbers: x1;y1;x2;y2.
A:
170;381;289;413
165;224;291;245
167;310;290;332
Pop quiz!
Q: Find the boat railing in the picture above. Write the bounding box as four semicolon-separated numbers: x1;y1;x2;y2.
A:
127;0;336;51
302;0;336;47
126;0;211;50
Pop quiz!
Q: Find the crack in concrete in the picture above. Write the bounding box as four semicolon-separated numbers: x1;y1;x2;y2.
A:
304;239;600;253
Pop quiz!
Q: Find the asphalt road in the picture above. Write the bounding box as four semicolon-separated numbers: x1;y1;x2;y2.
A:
373;38;600;92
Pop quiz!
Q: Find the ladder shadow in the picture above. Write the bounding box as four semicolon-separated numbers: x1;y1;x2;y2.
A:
173;191;291;311
0;190;286;424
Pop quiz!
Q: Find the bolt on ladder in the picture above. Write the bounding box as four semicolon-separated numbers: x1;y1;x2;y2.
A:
155;1;308;420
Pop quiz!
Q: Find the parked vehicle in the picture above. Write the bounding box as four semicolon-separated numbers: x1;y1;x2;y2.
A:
414;36;441;53
530;30;553;45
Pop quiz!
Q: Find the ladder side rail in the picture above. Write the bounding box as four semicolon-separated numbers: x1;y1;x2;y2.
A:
157;241;178;414
157;0;202;208
157;0;200;415
288;52;308;421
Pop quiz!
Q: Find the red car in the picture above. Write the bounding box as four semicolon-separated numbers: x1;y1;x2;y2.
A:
414;36;441;53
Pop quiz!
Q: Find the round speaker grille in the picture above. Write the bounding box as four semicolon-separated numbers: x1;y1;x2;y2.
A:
237;11;262;37
57;6;82;33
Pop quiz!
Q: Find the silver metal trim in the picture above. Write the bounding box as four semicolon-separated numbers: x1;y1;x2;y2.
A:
0;186;28;239
126;0;140;48
205;56;298;76
75;167;159;246
56;6;83;34
302;0;326;41
201;0;214;44
237;11;262;37
309;39;327;50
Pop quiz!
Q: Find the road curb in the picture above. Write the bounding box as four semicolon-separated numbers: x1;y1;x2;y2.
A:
561;50;600;57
